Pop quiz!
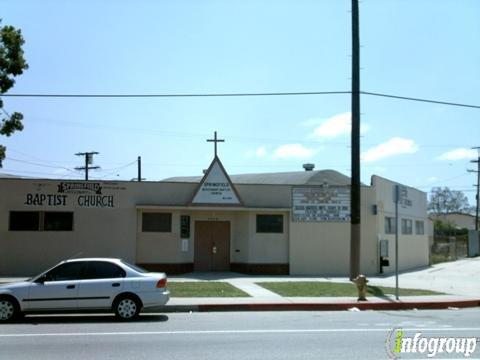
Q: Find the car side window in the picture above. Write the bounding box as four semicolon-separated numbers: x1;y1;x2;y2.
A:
83;261;126;280
45;262;86;281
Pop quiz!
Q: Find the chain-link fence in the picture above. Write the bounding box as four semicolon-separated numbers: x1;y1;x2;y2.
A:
430;235;468;264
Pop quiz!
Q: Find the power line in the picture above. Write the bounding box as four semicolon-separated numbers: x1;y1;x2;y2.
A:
6;157;77;173
0;91;349;98
21;117;478;149
362;92;480;109
98;160;137;179
2;91;479;108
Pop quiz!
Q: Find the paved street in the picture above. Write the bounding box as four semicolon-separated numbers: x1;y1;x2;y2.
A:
1;309;479;359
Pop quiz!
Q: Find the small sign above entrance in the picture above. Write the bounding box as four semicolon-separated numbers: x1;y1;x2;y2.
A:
191;157;242;206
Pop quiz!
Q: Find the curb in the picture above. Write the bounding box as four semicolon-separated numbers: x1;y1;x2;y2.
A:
149;299;480;313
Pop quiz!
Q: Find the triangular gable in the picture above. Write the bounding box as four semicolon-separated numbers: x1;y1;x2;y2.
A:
190;156;243;206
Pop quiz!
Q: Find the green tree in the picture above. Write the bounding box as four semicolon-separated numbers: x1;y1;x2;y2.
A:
0;20;28;167
428;187;470;215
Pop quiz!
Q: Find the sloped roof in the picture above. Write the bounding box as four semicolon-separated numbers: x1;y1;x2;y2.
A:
0;172;23;178
164;169;352;186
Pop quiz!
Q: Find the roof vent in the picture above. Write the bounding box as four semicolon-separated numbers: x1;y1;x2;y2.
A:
303;163;315;171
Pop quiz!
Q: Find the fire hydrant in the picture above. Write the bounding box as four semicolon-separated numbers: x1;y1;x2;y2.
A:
353;275;368;301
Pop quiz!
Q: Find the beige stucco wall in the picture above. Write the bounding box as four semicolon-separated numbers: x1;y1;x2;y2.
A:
136;210;192;264
430;213;478;230
0;179;138;276
0;175;430;276
243;211;289;264
372;176;430;273
289;187;378;275
136;209;289;265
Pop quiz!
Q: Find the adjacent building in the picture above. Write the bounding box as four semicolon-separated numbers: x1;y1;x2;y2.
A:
430;212;479;231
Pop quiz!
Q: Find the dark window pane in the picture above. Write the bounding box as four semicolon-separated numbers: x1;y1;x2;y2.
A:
45;262;86;281
84;261;126;279
180;215;190;238
44;212;73;231
385;217;396;234
9;211;40;231
402;219;413;235
142;213;172;232
415;220;425;235
256;215;283;233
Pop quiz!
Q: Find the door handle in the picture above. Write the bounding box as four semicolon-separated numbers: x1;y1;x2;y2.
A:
112;283;120;287
66;284;75;289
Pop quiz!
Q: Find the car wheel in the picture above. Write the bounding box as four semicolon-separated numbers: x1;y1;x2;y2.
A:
0;297;20;322
114;296;141;321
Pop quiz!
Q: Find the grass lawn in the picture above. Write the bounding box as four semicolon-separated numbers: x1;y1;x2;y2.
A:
168;281;250;297
256;281;444;297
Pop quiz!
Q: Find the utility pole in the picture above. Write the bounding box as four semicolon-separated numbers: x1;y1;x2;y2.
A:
75;151;100;181
350;0;361;280
468;147;480;231
137;156;142;182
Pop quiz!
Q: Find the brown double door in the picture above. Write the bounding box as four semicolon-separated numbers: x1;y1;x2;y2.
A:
194;221;230;271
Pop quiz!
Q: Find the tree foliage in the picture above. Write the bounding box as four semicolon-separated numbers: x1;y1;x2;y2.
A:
433;218;468;236
0;20;28;167
428;187;471;215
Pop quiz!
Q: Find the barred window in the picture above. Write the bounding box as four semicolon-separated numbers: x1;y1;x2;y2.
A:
256;214;283;233
44;212;73;231
9;211;40;231
142;212;172;232
9;211;73;231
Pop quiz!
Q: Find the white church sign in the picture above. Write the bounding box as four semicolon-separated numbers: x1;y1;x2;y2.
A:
292;186;350;222
191;158;242;205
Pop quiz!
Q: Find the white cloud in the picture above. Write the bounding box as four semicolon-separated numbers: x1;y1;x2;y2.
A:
426;176;438;183
245;146;267;158
307;112;370;139
361;137;419;163
437;148;477;161
272;144;316;160
256;146;267;158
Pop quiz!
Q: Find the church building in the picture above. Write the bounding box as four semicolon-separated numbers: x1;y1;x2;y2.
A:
0;136;430;276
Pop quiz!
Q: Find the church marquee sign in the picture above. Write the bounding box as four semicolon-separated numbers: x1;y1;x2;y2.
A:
292;186;350;222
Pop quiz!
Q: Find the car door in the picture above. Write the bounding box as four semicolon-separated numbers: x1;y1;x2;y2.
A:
77;261;125;309
25;262;85;311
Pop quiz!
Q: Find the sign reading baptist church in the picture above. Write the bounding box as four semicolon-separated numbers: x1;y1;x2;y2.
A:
292;186;350;222
191;158;241;205
24;181;116;208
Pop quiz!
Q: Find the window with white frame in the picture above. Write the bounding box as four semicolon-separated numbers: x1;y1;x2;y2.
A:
415;220;424;235
385;217;396;234
401;219;413;235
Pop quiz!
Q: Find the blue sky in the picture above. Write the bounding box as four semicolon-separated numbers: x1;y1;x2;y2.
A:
1;0;479;204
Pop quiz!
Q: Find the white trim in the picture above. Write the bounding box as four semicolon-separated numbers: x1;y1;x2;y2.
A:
136;205;291;212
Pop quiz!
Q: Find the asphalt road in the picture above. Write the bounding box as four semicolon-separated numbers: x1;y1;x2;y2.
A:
1;309;479;359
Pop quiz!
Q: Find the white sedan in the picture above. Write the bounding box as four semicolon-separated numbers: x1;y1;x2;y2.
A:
0;258;169;321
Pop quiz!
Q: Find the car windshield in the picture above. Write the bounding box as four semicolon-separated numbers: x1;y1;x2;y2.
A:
120;260;149;274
